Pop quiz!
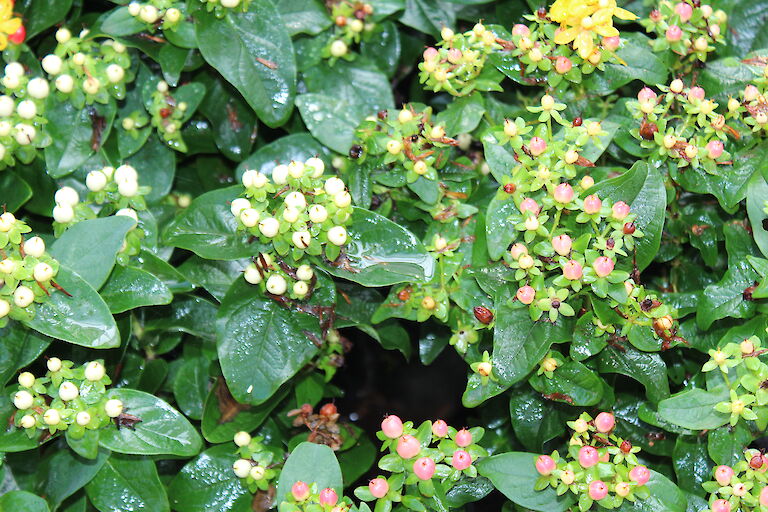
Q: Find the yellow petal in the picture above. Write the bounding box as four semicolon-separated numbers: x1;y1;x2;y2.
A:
0;18;21;34
555;26;580;45
596;25;619;37
0;35;8;51
614;7;638;20
575;31;594;59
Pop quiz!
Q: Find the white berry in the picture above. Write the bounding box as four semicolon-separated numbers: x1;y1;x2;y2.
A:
305;157;324;177
241;169;258;188
33;262;54;282
105;399;124;418
284;191;306;210
14;123;36;145
258;217;279;238
84;361;106;381
293;280;309;297
292;230;311;249
0;212;15;231
266;274;287;295
14;390;34;410
156;80;168;93
233;459;251;478
55;28;71;43
334;191;352;208
82;77;100;95
0;121;11;136
53;205;75;223
308;204;328;224
296;265;314;281
20;415;35;429
24;237;45;258
328;226;348;246
128;2;141;16
272;164;289;185
139;4;159;23
58;381;79;401
114;164;138;183
324;177;345;196
0;299;9;318
288;160;304;179
221;0;241;6
14;286;35;308
16;100;36;120
55;186;79;207
106;64;125;84
116;208;139;225
55;74;74;93
164;7;181;23
330;40;348;58
27;78;50;100
240;208;259;228
250;466;266;480
76;411;91;426
0;259;15;274
47;357;62;372
230;198;251;217
243;263;263;284
234;431;251;447
118;179;139;197
43;408;60;425
0;95;14;116
4;62;24;78
18;372;35;388
86;170;108;192
282;207;300;223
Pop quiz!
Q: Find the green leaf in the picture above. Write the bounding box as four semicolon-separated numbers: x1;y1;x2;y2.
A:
125;135;176;202
172;356;210;421
747;173;768;259
435;92;485;135
26;265;120;349
0;172;32;212
477;452;575;512
707;424;753;466
508;390;564;452
277;0;332;36
98;388;203;456
597;346;670;403
143;295;218;341
399;0;455;38
528;361;603;406
657;387;730;430
163;186;260;260
39;448;109;509
201;380;287;443
617;470;687;512
195;2;296;127
178;256;245;302
276;442;343;505
485;196;518;261
493;307;573;386
591;161;666;270
0;322;50;385
673;435;712;496
198;76;258;162
216;279;321;405
99;6;145;36
583;33;668;95
17;0;74;39
0;491;51;512
100;265;173;313
294;93;365;154
725;3;768;56
234;133;331;182
320;207;435;287
86;455;169;512
168;445;251;512
50;216;135;290
44;99;117;178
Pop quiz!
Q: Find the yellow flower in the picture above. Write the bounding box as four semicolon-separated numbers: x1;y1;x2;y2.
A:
0;0;22;51
550;0;637;59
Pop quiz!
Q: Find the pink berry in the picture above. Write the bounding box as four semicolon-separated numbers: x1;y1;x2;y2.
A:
455;428;473;447
413;457;436;480
650;9;662;22
688;86;705;101
563;260;583;281
637;87;657;103
760;486;768;506
712;499;731;512
432;419;448;437
555;56;572;74
369;478;389;499
453;450;472;470
629;465;651;486
666;25;682;41
535;455;556;475
553;183;574;204
674;2;693;22
529;137;547;157
593;256;615;278
519;198;540;216
396;435;421;459
512;24;530;36
588;480;608;500
578;446;600;468
611;201;630;220
447;48;462;64
714;465;734;486
594;412;615;433
291;481;310;501
583;194;602;214
319;488;339;506
745;85;759;102
602;36;620;50
552;234;572;256
423;47;438;61
615;482;631;497
706;140;724;159
517;286;536;305
381;415;403;439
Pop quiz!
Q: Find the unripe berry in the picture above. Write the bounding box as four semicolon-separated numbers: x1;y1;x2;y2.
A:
47;357;62;372
33;262;54;282
287;160;304;179
561;469;575;485
518;254;534;270
105;398;124;418
509;243;527;260
291;481;310;501
638;87;657;103
455;428;472;447
421;296;436;310
674;2;693;21
43;408;60;425
706;140;724;159
669;79;684;94
563;260;583;280
714;465;734;486
564;150;579;164
14;100;34;122
413;160;428;175
524;216;539;231
517;285;536;304
55;186;79;207
266;274;287;295
369;478;389;499
594;412;615;432
319;488;338;506
14;390;34;410
330;40;348;57
684;145;698;160
446;48;462;64
0;258;15;274
578;446;599;468
324;177;345;196
116;209;139;229
165;7;181;23
629;465;651;485
503;119;518;137
397;435;421;459
413;457;436;480
250;466;265;480
258;217;279;238
18;372;35;388
55;74;74;93
82;77;101;95
593;256;615;278
583;194;602;214
733;482;748;497
127;2;141;16
56;27;72;43
529;136;547;156
694;37;708;52
42;54;63;75
381;415;403;438
552;234;572;256
432;419;448;437
233;459;251;478
105;64;125;84
283;192;306;211
76;411;91;426
555;56;572;74
293;265;313;283
535;455;556;475
519;197;540;215
386;139;402;155
529;47;543;62
86;170;108;192
711;499;731;512
139;4;159;23
243;264;263;285
553;183;574;204
0;120;10;137
0;212;15;232
221;0;241;6
541;94;555;110
85;361;106;382
688;86;705;102
476;361;492;376
602;35;620;50
334;191;352;208
293;281;309;298
666;25;682;41
581;175;595;189
20;414;35;429
423;47;438;61
328;226;347;246
586;121;602;136
588;480;608;500
59;381;79;401
14;286;34;308
305;157;324;177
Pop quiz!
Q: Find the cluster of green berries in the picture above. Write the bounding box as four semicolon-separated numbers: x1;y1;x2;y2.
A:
702;449;768;512
353;105;456;183
11;359;125;438
419;24;501;97
626;81;731;173
41;28;133;107
703;338;768;428
0;62;51;168
640;1;726;67
231;430;281;493
324;1;375;63
354;416;487;509
535;412;651;511
198;0;250;17
127;0;185;31
0;215;59;326
233;158;352;298
282;482;351;512
725;73;768;135
53;164;149;262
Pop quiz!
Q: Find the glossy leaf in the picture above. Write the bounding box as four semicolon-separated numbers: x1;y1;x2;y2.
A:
85;455;169;512
100;265;173;314
657;387;730;430
275;442;343;505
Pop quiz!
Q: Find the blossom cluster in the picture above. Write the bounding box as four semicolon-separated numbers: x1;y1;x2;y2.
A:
324;1;375;62
701;449;768;512
535;412;651;510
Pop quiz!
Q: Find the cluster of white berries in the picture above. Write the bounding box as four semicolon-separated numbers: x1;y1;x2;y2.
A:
41;28;132;102
243;253;316;299
12;359;122;435
127;1;184;28
326;3;375;60
0;214;59;325
231;430;279;490
199;0;246;13
0;62;51;166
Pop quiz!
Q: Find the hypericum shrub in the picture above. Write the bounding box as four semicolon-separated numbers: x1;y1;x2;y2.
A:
702;449;768;512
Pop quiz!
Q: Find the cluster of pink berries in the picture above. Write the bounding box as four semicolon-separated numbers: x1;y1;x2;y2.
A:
626;81;732;174
324;1;375;62
0;62;51;168
0;215;59;326
640;1;726;68
535;412;651;509
354;415;487;508
418;23;501;97
701;449;768;512
42;28;133;106
282;483;351;512
727;77;768;135
231;431;281;494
